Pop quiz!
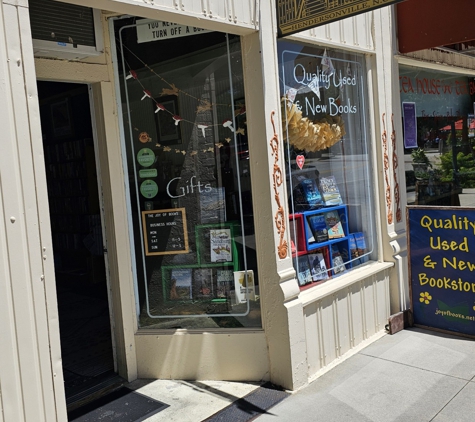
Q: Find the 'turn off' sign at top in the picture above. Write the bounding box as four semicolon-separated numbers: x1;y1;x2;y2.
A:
277;0;404;38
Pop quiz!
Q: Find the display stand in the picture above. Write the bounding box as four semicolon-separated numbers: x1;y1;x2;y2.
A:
161;222;241;301
195;222;240;269
290;204;352;280
304;204;350;275
289;213;307;257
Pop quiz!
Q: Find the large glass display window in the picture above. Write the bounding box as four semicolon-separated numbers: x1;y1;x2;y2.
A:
400;66;475;207
113;18;260;329
278;41;376;289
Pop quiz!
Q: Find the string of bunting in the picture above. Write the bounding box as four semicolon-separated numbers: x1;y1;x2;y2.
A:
121;44;246;156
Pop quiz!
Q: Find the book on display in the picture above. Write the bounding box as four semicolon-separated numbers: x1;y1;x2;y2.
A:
319;176;343;206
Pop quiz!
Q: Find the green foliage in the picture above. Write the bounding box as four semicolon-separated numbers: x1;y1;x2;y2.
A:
414;167;443;182
438;151;475;188
411;148;431;166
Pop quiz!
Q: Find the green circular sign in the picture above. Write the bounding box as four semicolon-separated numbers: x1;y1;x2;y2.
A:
140;180;158;198
137;148;155;167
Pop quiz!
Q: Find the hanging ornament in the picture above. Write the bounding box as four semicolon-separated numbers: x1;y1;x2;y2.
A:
126;70;138;80
236;127;245;136
223;119;235;132
321;49;335;77
216;142;223;148
225;137;231;143
197;124;208;137
308;75;321;100
181;150;186;155
173;115;183;125
155;103;166;113
286;88;298;104
234;105;246;117
138;132;151;143
160;84;179;96
190;151;198;156
196;100;212;113
296;155;305;170
141;90;152;101
163;146;171;152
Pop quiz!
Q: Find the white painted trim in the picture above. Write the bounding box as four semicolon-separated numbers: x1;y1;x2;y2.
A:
0;2;67;420
34;58;109;82
35;12;139;381
108;16;141;319
137;328;264;335
57;0;258;35
305;329;388;388
299;262;394;306
88;85;119;372
288;33;374;54
397;54;475;76
135;330;269;380
89;81;138;381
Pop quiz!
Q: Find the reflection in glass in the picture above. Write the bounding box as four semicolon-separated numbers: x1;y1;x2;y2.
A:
114;17;260;329
400;66;475;207
278;40;376;289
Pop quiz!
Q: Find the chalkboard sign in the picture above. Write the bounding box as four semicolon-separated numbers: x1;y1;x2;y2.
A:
408;206;475;338
142;208;189;256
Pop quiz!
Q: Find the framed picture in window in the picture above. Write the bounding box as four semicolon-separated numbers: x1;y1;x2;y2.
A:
195;222;240;269
154;95;182;144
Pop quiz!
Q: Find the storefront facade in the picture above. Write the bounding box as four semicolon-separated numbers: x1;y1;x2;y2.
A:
0;1;408;421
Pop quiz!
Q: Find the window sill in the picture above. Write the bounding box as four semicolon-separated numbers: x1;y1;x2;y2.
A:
299;261;394;307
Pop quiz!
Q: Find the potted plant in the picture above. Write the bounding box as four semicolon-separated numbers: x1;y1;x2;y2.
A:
411;148;432;179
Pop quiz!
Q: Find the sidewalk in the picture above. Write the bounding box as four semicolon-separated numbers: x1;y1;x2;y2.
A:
71;327;475;421
256;327;475;422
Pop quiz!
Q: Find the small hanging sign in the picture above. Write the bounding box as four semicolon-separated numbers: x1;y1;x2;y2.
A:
276;0;405;38
137;19;211;44
296;155;305;170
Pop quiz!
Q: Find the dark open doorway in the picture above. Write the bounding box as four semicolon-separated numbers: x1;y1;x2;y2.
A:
37;81;121;410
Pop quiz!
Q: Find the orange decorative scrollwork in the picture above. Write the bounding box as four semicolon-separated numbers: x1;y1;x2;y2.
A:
270;111;288;259
382;113;393;225
391;114;402;223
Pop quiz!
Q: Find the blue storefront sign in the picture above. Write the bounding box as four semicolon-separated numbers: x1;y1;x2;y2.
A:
408;206;475;337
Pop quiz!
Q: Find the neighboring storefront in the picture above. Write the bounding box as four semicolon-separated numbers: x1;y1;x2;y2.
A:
396;0;475;342
400;64;475;206
1;1;409;420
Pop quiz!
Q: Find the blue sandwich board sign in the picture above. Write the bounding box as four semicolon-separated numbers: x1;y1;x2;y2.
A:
408;206;475;338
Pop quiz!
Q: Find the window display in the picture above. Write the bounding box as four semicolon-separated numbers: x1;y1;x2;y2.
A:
114;18;260;328
278;41;376;289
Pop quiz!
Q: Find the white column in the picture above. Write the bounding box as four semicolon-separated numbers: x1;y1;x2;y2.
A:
0;1;67;420
373;6;410;313
242;0;308;390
